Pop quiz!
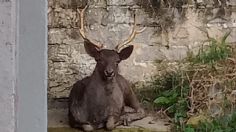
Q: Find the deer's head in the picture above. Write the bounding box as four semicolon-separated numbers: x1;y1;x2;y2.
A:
78;5;145;81
84;39;133;80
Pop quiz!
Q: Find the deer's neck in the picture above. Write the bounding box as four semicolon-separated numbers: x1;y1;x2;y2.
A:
92;66;116;83
91;66;118;95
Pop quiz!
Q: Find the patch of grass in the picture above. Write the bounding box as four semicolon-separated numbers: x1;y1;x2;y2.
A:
184;112;236;132
136;33;236;132
153;71;191;131
137;60;236;131
188;32;231;64
133;31;236;132
136;70;191;131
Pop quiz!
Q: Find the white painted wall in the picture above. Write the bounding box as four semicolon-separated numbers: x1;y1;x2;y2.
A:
0;0;16;132
0;0;47;132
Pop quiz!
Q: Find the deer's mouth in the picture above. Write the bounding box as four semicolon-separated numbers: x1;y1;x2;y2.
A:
106;76;114;80
105;74;115;79
104;72;115;80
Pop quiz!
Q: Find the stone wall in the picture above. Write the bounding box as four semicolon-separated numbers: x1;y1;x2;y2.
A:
48;0;236;98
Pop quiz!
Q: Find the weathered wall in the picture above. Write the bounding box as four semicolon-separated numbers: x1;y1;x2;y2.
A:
0;0;16;132
48;0;236;98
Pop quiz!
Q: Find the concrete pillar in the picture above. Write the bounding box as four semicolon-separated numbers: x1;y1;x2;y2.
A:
0;0;47;132
0;0;17;132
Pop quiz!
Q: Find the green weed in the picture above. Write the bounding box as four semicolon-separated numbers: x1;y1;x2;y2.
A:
136;70;191;131
184;112;236;132
136;32;234;132
188;32;231;64
153;71;191;131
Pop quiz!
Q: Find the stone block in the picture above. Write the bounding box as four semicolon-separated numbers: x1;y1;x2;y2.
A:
106;6;134;24
89;0;107;8
229;1;236;6
134;45;165;62
48;0;87;9
48;49;96;97
48;29;66;44
160;46;189;60
48;8;79;28
132;27;162;45
119;57;157;82
135;9;157;26
48;28;83;44
86;8;108;25
107;0;136;6
48;45;66;62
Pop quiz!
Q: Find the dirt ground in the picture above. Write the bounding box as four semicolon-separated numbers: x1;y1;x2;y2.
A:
48;99;171;132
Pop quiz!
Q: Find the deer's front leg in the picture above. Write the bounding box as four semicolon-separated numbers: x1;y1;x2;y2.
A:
106;116;116;130
124;87;144;113
106;106;121;130
69;103;94;132
123;87;145;125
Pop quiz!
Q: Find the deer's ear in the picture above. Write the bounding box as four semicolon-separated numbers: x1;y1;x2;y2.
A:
84;39;99;58
119;45;133;60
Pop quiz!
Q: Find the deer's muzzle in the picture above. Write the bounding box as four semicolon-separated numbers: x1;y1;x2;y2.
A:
104;69;115;78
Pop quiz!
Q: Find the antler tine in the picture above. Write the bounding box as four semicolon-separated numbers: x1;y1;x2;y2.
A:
77;5;103;49
78;5;88;39
115;14;146;51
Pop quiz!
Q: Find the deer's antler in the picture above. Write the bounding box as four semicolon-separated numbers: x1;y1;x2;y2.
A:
77;5;103;49
115;14;146;51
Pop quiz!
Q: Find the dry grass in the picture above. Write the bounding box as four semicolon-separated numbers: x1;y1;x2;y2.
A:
135;48;236;128
186;56;236;117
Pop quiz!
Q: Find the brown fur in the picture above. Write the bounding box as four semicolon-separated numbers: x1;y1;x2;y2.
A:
68;39;145;131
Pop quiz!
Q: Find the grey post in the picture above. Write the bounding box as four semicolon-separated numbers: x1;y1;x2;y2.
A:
16;0;48;132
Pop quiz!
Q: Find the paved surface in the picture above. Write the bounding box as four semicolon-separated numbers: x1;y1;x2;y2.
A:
48;108;171;132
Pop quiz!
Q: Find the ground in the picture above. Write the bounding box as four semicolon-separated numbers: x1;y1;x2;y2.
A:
48;99;171;132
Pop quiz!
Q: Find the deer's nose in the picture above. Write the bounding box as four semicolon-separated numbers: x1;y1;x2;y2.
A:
104;69;114;77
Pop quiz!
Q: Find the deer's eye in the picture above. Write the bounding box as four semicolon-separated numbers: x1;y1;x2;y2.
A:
96;58;101;62
116;60;120;66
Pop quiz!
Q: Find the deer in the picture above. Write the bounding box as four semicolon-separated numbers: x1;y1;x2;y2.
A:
68;5;146;132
